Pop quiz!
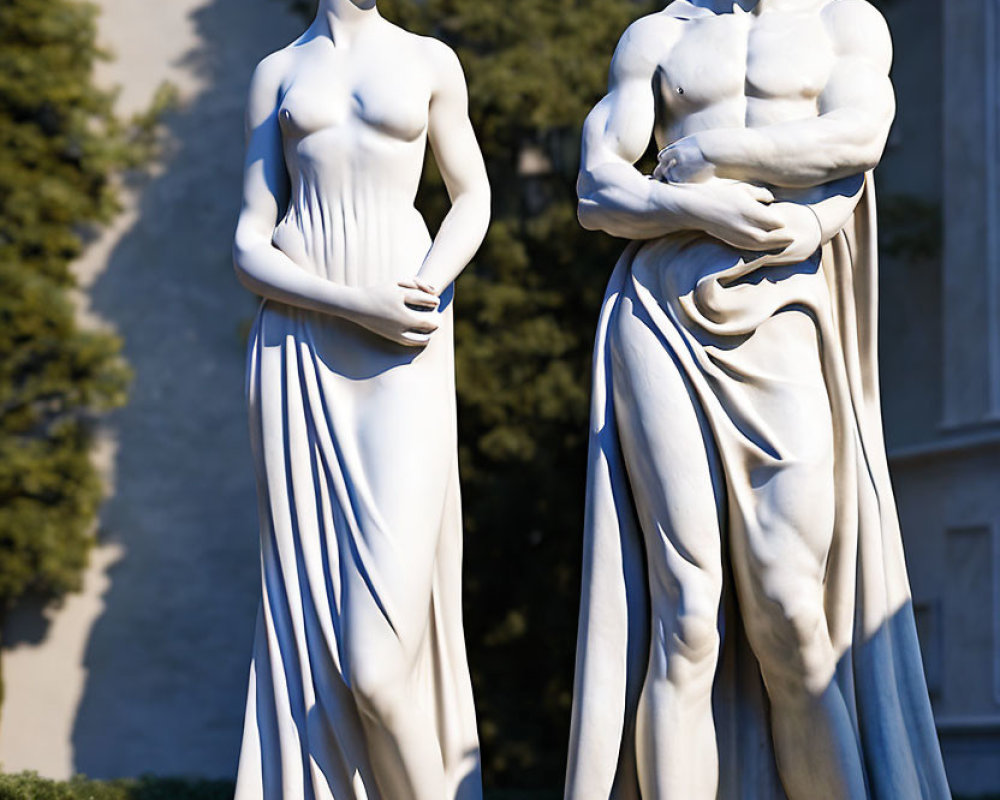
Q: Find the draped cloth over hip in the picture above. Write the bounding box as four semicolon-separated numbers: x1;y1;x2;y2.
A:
233;167;480;798
564;178;950;799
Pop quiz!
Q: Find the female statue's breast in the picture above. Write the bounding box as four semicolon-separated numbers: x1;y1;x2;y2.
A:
278;70;429;145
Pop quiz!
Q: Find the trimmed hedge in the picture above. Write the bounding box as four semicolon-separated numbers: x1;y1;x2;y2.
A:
0;773;992;800
0;774;568;800
0;774;233;800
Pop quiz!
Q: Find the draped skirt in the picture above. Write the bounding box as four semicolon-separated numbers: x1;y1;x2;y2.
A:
565;179;950;799
234;293;481;800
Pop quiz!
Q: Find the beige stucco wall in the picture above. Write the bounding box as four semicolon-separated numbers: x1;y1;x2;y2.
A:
0;0;301;779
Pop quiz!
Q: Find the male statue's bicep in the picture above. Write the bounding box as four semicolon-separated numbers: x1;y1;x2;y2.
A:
585;21;662;168
820;0;895;136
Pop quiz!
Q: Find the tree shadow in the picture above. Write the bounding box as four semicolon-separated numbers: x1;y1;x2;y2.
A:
70;0;301;779
2;594;55;648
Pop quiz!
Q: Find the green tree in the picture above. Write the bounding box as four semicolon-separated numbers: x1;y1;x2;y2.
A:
289;0;657;786
0;0;136;616
413;2;658;785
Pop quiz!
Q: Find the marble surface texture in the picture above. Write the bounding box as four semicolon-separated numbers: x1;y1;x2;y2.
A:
565;1;951;798
230;1;490;798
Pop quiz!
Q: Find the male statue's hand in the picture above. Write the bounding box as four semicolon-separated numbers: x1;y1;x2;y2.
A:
673;181;798;253
654;135;716;184
755;202;824;266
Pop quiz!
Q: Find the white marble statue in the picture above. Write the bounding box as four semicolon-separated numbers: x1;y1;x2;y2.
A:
230;0;490;797
566;1;950;798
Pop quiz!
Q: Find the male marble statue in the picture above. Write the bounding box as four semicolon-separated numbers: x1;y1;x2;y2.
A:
566;1;950;798
231;0;490;798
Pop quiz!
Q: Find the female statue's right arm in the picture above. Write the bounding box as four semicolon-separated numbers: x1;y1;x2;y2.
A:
233;54;441;346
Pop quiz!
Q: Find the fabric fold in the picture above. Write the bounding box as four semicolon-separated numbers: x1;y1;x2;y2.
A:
565;177;950;799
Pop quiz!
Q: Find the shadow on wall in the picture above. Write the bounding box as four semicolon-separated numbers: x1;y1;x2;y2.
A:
3;596;57;648
70;0;300;780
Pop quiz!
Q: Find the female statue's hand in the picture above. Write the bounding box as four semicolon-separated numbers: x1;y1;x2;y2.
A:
346;281;440;347
398;277;440;296
673;181;796;253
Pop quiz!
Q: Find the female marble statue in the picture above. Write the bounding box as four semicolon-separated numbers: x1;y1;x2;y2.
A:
230;1;489;797
566;1;950;798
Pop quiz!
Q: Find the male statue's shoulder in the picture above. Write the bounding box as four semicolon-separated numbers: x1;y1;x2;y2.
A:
822;0;888;26
660;0;714;20
605;11;684;84
616;10;682;59
821;0;892;67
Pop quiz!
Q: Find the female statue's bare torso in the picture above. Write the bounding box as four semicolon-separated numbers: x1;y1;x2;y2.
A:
232;3;489;799
269;27;433;284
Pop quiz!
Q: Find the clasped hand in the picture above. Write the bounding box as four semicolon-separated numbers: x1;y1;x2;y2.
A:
654;135;821;265
348;277;441;347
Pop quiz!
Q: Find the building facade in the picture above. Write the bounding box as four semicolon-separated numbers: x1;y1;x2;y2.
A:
879;0;1000;795
0;0;998;794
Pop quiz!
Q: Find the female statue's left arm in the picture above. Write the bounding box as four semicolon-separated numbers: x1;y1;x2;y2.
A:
408;41;491;296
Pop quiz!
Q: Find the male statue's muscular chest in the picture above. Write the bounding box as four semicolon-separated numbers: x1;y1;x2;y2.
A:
654;10;837;140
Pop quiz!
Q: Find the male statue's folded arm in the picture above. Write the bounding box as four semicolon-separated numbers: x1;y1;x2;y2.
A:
576;20;688;241
414;41;491;295
658;0;895;190
786;173;867;242
760;173;865;265
578;107;697;242
577;19;792;252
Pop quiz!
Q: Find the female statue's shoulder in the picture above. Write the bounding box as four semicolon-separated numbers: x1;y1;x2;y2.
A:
415;33;461;67
408;34;467;88
372;23;463;75
249;47;294;92
245;48;294;120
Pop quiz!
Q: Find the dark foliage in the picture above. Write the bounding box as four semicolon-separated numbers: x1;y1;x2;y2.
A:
0;0;173;618
0;773;234;800
0;773;568;800
287;0;657;786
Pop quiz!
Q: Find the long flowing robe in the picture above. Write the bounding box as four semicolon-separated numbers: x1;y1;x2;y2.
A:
233;121;480;800
565;178;951;799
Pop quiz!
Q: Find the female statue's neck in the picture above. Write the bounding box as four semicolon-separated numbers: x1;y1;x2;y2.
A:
314;0;381;45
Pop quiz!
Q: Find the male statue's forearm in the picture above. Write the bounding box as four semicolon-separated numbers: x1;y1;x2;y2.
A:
694;115;890;189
